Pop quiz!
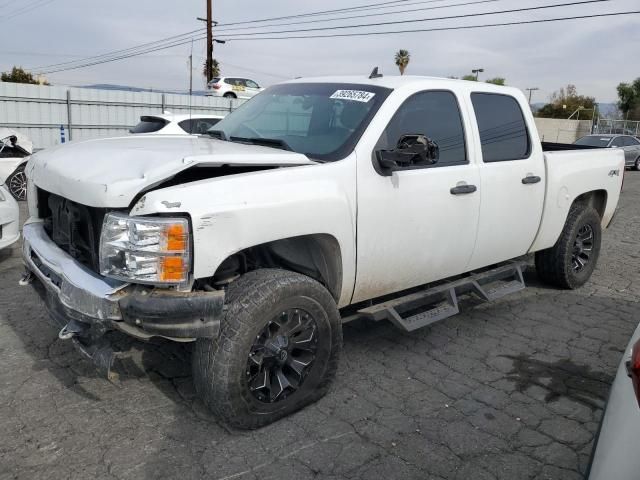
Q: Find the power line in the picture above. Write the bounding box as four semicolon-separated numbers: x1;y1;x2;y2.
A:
213;0;614;39
37;35;209;74
220;10;640;41
215;0;424;27
214;0;503;33
27;0;456;71
33;8;639;75
29;27;206;71
0;0;55;22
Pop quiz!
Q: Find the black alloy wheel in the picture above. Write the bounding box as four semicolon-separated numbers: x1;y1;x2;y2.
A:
7;165;27;201
572;224;594;272
245;308;318;403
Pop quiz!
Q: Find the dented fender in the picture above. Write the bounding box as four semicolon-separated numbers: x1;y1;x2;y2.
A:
130;154;358;307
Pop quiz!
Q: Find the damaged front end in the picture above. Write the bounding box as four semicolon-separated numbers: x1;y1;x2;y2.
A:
21;221;224;380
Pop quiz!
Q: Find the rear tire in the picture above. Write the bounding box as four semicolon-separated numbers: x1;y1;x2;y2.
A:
193;269;342;429
535;204;602;289
634;157;640;171
223;92;236;99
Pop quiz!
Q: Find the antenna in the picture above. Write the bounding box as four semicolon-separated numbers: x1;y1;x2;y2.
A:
369;67;383;79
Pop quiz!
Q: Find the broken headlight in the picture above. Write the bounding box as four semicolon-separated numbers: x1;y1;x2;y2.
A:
99;213;191;285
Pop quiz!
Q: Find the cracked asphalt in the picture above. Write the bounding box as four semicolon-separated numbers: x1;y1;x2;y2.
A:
2;175;640;480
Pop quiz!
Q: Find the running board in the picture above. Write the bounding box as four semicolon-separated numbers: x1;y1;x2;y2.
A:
352;262;526;332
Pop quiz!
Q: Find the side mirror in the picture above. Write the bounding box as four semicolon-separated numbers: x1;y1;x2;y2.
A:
374;134;439;176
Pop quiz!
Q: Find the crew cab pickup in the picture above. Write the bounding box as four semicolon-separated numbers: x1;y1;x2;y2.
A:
21;75;624;428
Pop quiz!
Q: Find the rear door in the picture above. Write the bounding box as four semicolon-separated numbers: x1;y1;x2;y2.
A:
353;89;481;302
466;92;545;270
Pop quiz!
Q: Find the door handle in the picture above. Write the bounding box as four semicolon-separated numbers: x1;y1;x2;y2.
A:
450;184;477;195
522;175;541;185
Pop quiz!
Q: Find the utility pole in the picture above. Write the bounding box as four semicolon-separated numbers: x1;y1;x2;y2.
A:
526;87;540;105
189;38;194;96
206;0;213;83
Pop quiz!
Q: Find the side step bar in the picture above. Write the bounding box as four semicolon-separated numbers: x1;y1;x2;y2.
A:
347;262;526;332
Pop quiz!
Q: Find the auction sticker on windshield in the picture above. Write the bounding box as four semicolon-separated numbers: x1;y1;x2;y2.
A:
330;90;376;102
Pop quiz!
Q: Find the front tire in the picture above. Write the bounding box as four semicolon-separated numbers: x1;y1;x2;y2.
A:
634;157;640;171
193;269;342;429
6;164;27;201
535;204;602;289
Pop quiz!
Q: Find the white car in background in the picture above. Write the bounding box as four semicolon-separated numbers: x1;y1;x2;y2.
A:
205;77;264;99
0;127;32;201
129;113;223;135
0;184;19;250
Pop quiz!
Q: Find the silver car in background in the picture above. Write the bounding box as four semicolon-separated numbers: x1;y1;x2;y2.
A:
588;321;640;479
575;134;640;169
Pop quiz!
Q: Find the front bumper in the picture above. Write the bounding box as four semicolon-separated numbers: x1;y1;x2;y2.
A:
22;221;224;341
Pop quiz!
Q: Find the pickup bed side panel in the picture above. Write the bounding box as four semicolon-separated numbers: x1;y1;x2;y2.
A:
529;149;624;253
131;159;358;308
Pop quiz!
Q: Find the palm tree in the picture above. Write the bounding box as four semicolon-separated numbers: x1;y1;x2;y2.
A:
395;49;410;75
203;59;220;80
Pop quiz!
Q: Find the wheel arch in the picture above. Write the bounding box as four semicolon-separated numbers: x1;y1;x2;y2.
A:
530;188;609;253
572;189;607;219
209;233;343;302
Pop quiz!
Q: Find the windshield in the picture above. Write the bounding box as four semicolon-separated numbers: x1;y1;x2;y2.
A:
574;136;612;147
208;82;392;161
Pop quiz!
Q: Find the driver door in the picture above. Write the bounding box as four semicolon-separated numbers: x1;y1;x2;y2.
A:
353;90;481;303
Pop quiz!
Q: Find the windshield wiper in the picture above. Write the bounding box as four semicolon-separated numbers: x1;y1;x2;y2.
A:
229;136;293;152
207;129;228;140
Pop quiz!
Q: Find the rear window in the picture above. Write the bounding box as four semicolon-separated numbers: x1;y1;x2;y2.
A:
471;93;530;162
130;116;168;134
178;118;221;134
575;136;612;147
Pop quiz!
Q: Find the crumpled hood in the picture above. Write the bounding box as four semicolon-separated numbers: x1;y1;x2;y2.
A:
29;134;315;208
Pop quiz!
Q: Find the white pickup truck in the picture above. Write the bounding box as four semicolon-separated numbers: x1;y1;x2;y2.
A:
21;75;624;428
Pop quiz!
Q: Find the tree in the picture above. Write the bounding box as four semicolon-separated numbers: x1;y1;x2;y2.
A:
394;49;410;75
485;77;506;86
617;78;640;120
536;84;596;119
457;74;506;86
203;59;220;81
1;66;47;85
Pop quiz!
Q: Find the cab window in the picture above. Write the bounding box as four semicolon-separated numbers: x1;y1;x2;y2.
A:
375;90;467;167
471;93;530;162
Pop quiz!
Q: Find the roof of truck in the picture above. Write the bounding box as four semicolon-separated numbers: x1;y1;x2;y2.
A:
285;74;519;93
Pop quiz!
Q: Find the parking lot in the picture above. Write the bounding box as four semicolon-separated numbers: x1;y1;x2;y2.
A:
1;175;639;480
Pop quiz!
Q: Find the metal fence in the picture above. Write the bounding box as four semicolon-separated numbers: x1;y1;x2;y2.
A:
593;119;640;136
0;82;245;150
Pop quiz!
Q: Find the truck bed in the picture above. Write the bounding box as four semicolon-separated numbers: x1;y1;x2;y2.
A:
541;141;601;152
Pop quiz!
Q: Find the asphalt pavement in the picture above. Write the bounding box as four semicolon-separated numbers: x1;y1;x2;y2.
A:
2;175;640;480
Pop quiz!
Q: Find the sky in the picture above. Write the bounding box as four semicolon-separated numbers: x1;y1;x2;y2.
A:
0;0;638;103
